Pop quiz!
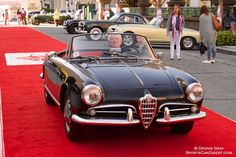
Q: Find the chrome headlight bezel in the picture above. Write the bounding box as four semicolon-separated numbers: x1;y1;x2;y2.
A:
186;82;204;103
81;84;103;106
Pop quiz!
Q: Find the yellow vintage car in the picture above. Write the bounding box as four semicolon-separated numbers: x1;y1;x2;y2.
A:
108;20;200;50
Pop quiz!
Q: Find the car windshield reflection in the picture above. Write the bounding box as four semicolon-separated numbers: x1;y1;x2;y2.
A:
70;33;155;60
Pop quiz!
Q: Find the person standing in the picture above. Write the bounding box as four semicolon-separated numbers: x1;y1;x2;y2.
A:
108;8;114;19
222;9;233;30
150;2;163;25
4;9;9;25
166;4;185;60
21;8;27;25
230;6;236;35
17;9;21;25
155;2;162;25
53;9;60;26
216;4;222;23
199;5;217;64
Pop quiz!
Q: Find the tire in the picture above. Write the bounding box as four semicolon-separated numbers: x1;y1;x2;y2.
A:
171;121;194;135
33;20;40;25
44;87;54;105
63;90;82;141
123;32;135;46
180;37;195;50
88;27;102;40
68;24;79;34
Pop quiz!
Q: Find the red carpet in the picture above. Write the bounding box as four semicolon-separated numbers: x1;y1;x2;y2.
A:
0;27;235;157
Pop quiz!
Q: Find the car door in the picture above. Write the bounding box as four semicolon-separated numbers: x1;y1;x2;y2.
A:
150;22;170;44
44;58;61;102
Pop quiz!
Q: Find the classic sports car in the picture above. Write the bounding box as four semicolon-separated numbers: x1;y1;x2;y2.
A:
108;19;200;50
40;33;206;141
63;19;80;34
78;13;148;36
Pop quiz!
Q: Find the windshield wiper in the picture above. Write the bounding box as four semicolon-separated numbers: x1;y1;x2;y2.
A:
69;56;101;63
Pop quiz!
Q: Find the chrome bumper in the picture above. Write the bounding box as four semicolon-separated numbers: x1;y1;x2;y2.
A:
71;114;140;126
156;111;206;124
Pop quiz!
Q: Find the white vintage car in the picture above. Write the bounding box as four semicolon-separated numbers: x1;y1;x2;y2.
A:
108;19;200;50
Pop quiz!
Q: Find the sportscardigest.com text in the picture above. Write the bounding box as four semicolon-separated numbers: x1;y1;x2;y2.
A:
185;146;233;155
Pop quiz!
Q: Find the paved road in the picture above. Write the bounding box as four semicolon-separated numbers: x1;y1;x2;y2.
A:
33;26;236;121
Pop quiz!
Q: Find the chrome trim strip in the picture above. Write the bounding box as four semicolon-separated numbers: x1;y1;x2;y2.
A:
156;111;206;124
71;114;140;126
123;62;144;86
169;108;190;112
158;103;197;112
78;30;88;34
87;104;137;115
95;111;127;114
44;85;60;106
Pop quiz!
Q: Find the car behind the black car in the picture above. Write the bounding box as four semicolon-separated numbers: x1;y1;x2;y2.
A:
41;33;206;141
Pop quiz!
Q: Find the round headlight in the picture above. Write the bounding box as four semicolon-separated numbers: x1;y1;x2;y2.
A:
81;84;103;106
186;83;204;103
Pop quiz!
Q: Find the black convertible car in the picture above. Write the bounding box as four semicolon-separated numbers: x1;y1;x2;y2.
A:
40;33;206;141
77;13;148;36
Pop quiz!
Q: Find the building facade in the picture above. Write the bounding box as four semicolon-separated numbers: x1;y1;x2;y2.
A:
0;0;41;19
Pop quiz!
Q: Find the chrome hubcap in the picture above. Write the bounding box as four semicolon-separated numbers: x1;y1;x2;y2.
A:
183;38;193;48
90;28;102;40
123;34;133;46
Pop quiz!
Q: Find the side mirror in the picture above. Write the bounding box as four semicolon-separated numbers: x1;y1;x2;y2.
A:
155;52;164;60
47;51;56;60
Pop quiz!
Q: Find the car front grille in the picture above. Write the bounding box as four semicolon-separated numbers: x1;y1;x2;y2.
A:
139;94;158;129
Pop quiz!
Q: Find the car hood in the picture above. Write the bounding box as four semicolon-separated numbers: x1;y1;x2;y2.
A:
86;63;172;90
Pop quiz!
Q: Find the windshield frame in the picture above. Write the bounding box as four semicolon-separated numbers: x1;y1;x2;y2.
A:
66;33;156;61
108;14;120;21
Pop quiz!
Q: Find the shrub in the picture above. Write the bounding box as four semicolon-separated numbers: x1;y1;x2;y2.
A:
32;15;69;25
42;8;54;13
216;31;236;46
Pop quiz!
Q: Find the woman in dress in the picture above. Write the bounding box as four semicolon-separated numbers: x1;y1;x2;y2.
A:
199;5;217;64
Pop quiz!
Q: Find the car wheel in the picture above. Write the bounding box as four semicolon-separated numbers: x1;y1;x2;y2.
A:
123;34;134;46
181;37;195;50
171;121;194;135
63;90;81;141
44;87;54;105
89;27;102;40
69;24;79;34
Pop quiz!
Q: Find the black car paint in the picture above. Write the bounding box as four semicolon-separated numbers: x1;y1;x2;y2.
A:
63;19;80;33
78;13;148;33
43;52;200;114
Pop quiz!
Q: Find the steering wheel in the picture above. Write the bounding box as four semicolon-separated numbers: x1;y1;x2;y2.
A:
122;45;140;55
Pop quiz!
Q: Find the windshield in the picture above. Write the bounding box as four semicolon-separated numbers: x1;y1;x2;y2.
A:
109;14;120;21
70;33;155;60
